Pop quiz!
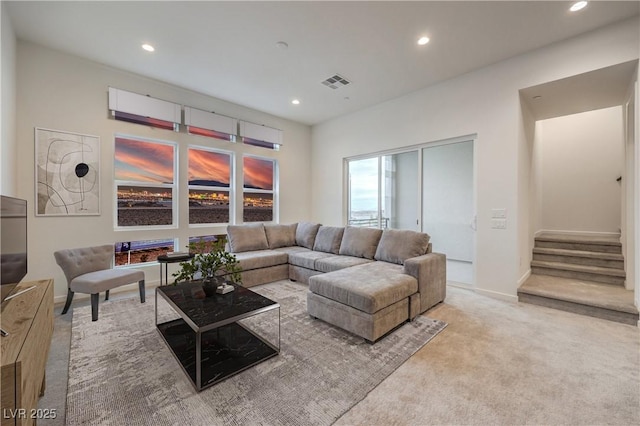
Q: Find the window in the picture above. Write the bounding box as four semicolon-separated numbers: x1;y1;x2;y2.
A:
347;153;420;229
114;136;177;228
114;238;175;266
188;234;227;252
243;156;276;222
188;147;232;225
347;157;379;227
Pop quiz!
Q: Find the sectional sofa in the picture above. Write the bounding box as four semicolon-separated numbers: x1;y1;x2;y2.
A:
226;222;446;342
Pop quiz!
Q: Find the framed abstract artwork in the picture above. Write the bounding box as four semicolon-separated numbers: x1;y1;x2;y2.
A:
35;128;100;216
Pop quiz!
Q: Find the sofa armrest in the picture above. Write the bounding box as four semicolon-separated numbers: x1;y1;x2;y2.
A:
403;252;446;313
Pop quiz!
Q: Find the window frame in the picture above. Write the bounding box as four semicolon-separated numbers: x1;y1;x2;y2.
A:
114;237;177;268
113;134;178;231
242;154;278;223
187;145;235;227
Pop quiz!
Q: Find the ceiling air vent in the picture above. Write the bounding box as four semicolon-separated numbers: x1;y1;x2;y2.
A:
321;74;351;90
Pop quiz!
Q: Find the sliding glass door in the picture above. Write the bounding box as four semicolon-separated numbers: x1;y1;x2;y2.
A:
422;141;474;284
346;138;475;285
347;151;419;230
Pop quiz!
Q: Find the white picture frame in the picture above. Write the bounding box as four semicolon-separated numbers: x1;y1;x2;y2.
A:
35;127;100;216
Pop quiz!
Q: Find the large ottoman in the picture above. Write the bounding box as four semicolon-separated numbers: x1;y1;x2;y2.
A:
307;262;420;342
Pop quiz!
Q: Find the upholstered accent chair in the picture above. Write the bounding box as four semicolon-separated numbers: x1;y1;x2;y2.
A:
54;244;145;321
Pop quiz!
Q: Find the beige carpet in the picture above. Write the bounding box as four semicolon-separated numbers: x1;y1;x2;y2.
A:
336;285;640;425
39;283;639;425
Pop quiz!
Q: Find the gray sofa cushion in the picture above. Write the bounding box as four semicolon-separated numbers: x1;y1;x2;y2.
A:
314;255;372;273
308;262;418;314
233;249;288;271
313;226;344;254
374;229;431;265
265;223;297;249
288;250;337;270
227;223;269;253
295;222;322;249
273;246;311;256
338;227;383;260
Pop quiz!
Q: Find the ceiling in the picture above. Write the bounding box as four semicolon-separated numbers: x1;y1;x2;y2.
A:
5;1;640;125
521;60;639;121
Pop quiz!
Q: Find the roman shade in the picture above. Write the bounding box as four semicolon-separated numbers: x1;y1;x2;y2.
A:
239;120;283;148
184;106;237;141
108;87;181;131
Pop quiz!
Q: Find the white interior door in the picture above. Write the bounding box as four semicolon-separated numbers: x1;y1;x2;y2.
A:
422;141;474;285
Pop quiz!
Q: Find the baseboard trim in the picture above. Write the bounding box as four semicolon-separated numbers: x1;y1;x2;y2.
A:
517;269;531;287
54;279;161;306
535;229;621;238
475;287;518;303
447;281;473;290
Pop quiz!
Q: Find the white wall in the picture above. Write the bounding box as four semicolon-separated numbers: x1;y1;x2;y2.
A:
520;94;537;282
623;72;637;292
1;3;17;196
15;41;312;301
634;70;640;308
535;106;624;234
312;17;639;299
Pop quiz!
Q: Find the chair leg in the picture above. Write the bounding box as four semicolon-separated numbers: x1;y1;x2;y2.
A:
139;280;146;303
91;293;99;321
61;289;74;314
105;290;110;301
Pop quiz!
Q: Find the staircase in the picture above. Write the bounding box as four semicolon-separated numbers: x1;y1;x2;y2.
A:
518;233;639;326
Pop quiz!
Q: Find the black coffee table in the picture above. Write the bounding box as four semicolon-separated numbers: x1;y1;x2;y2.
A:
155;281;280;391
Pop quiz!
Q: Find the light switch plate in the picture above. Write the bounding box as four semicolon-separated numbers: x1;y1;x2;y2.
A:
492;208;507;218
491;219;507;229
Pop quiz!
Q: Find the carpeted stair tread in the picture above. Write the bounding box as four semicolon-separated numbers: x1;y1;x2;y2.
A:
532;247;624;261
518;275;638;315
535;233;621;246
534;233;622;254
530;260;626;277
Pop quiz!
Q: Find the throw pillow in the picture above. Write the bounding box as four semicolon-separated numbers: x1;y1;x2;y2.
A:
227;223;269;253
264;223;298;249
295;222;322;249
313;226;345;254
338;227;383;259
374;229;431;265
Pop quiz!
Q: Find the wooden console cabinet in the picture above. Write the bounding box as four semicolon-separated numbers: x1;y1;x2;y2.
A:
1;279;54;426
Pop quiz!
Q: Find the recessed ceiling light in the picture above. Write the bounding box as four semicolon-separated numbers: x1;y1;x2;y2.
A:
291;99;300;105
570;1;588;12
417;36;430;46
142;44;155;52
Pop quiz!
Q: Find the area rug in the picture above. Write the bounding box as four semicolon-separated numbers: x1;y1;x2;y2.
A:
66;280;447;426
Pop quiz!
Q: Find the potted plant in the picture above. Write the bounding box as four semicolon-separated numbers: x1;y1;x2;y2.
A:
172;238;242;295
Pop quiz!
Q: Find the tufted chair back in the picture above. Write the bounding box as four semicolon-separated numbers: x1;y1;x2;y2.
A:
54;245;113;285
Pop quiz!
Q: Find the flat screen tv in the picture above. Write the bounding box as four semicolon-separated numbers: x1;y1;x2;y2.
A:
1;196;28;296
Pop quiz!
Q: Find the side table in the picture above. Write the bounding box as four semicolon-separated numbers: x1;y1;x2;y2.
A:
157;253;194;286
